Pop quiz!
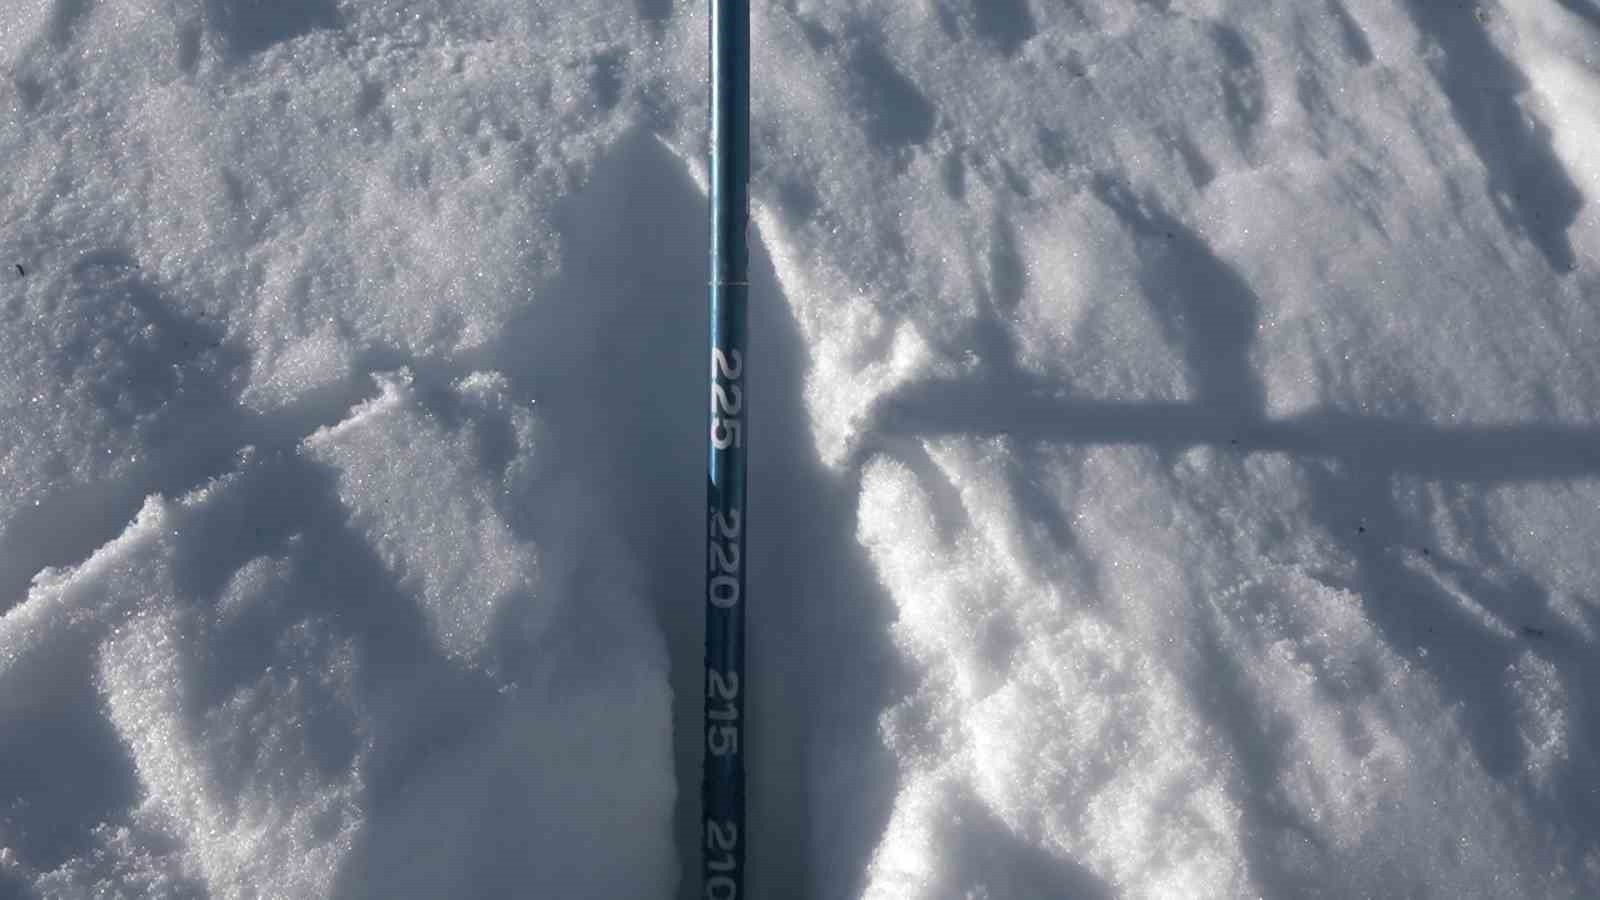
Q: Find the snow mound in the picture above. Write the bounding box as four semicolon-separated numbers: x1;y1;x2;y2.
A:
2;428;674;897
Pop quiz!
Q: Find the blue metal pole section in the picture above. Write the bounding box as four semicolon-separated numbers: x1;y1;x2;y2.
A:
703;1;748;898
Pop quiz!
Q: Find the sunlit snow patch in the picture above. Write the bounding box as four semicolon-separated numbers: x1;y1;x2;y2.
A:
857;436;1567;897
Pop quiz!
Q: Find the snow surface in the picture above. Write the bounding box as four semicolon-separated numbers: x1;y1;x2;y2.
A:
3;1;1600;897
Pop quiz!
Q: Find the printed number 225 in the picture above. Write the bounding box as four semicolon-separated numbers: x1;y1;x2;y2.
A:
711;349;743;450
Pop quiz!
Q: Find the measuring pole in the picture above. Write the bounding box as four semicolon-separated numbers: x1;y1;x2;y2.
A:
703;0;749;897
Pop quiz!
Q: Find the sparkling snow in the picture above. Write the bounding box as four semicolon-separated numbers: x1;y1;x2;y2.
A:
3;1;1600;897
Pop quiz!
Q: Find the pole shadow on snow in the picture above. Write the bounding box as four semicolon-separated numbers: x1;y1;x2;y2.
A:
876;389;1600;484
486;131;905;900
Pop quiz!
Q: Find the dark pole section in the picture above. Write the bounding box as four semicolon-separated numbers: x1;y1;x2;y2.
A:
703;1;748;899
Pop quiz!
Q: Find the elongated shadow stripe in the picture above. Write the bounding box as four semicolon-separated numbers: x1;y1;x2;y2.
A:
1403;0;1583;272
1212;24;1268;159
1325;0;1374;65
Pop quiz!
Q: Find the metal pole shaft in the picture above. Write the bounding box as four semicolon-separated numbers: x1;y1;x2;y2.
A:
704;1;748;898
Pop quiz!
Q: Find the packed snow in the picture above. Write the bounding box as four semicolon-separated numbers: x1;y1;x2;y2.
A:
3;1;1599;897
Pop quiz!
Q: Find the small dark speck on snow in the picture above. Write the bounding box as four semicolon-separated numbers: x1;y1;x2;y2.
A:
14;264;23;276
